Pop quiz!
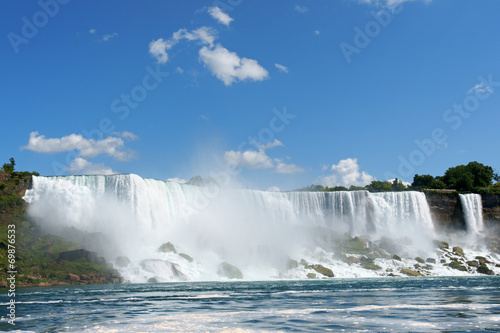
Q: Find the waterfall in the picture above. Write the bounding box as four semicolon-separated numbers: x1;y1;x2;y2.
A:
23;174;436;281
459;193;484;235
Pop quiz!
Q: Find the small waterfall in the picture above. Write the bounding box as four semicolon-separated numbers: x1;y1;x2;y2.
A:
459;193;484;235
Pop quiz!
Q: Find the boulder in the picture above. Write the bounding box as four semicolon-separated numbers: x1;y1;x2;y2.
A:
140;259;187;281
449;261;467;271
477;265;494;275
452;247;464;256
426;258;436;264
115;256;131;267
179;253;194;262
148;277;158;283
392;255;402;261
344;256;360;265
300;259;309;266
286;259;298;270
58;249;97;263
434;240;449;250
306;273;317;279
158;242;177;253
343;236;367;254
218;262;243;279
415;257;425;264
400;269;424;277
360;256;382;270
310;264;334;277
66;273;80;282
467;260;479;268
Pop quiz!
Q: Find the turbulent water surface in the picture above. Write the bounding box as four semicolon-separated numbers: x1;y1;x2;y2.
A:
2;277;499;332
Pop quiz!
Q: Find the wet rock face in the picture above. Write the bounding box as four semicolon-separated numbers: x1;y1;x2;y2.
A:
218;262;243;279
482;194;500;226
58;249;98;263
424;192;465;231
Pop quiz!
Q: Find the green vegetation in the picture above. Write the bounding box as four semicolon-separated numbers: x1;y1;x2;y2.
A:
0;158;117;287
299;161;498;194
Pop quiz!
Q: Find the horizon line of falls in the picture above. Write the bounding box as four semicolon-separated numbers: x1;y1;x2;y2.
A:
24;174;448;281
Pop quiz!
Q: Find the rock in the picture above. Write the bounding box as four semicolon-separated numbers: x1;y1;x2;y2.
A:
343;236;367;254
477;265;494;275
111;277;124;283
392;255;402;261
96;257;106;265
440;259;447;264
310;264;334;277
148;277;158;283
415;257;425;264
475;256;490;265
158;242;177;253
58;249;98;263
449;261;467;271
360;256;382;270
467;260;479;268
400;269;424;277
387;273;399;277
344;256;360;265
300;259;309;266
115;256;131;267
306;273;317;279
286;259;298;270
179;253;194;262
140;259;187;281
452;247;464;256
218;262;243;279
434;240;449;250
426;258;436;264
66;273;80;282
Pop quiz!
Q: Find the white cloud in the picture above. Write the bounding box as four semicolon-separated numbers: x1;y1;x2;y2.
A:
468;82;493;95
315;158;374;187
224;150;274;169
176;67;184;74
264;139;284;149
274;63;289;73
295;5;309;13
149;38;171;64
199;44;269;86
224;140;303;174
208;6;234;27
173;26;217;47
275;161;305;174
200;114;209;121
89;29;96;34
22;131;137;161
149;27;217;64
267;186;280;192
102;33;118;42
386;178;411;187
357;0;432;7
314;30;320;35
167;177;187;184
68;157;116;175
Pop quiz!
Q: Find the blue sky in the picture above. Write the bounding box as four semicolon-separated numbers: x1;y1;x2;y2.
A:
1;0;499;190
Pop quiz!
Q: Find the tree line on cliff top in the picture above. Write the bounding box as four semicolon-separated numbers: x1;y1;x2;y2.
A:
302;161;500;194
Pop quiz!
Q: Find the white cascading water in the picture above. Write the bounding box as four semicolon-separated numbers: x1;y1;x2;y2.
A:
23;174;437;281
459;193;484;236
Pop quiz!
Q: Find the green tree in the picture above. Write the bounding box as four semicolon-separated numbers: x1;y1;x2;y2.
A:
2;157;15;173
412;174;436;189
366;180;392;192
442;161;494;191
